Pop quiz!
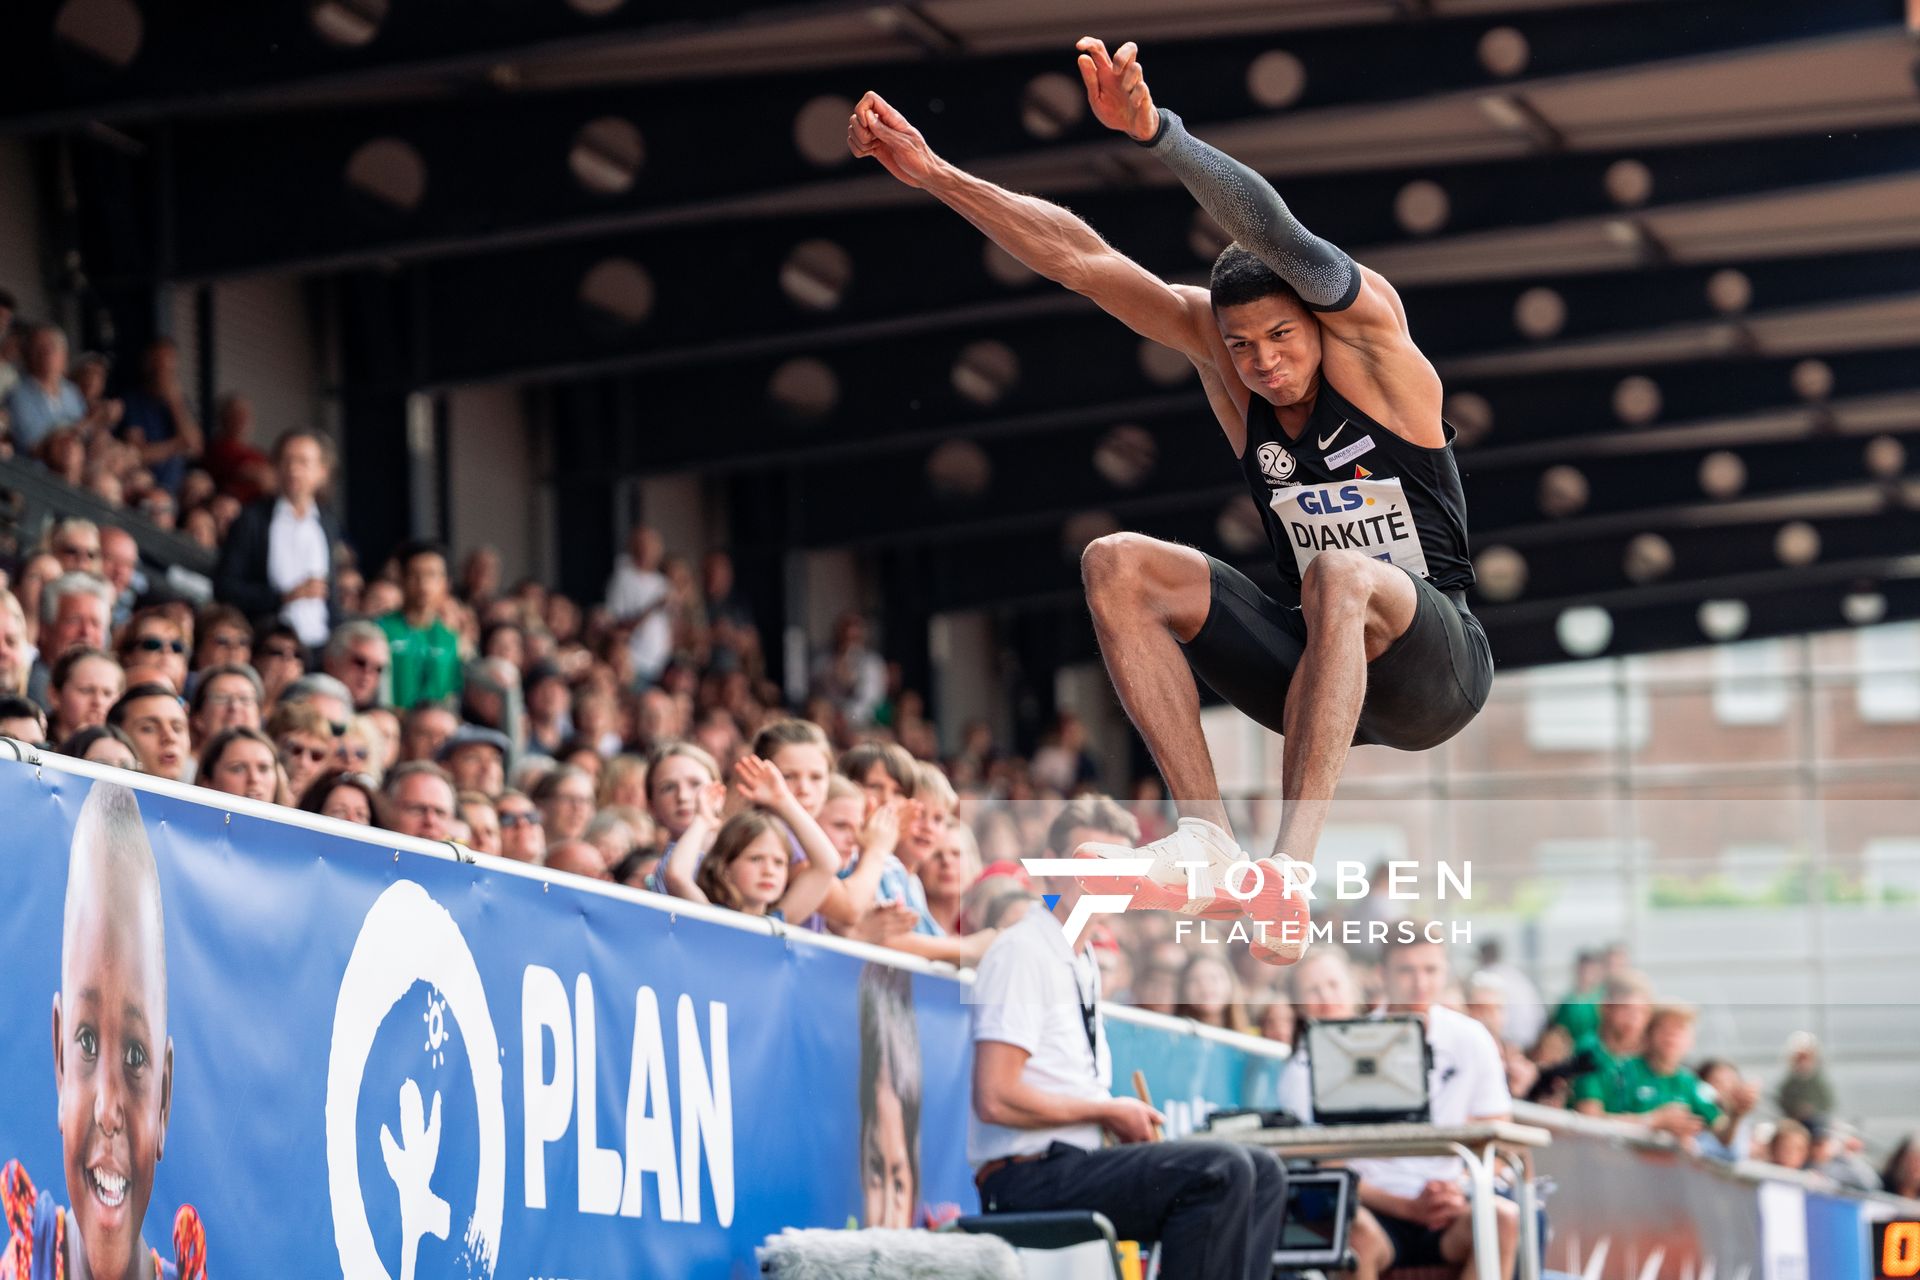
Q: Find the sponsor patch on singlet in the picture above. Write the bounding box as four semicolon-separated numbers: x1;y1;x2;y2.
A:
1268;478;1431;579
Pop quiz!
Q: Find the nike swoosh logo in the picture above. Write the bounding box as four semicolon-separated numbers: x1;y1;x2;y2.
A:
1317;420;1349;452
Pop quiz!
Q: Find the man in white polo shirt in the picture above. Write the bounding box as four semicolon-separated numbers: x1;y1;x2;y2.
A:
1278;930;1518;1280
969;796;1287;1279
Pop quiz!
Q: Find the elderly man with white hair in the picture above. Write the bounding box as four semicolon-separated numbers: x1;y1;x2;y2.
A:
26;572;114;710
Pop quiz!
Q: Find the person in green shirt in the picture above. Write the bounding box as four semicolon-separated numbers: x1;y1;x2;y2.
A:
1547;949;1605;1046
1576;1004;1753;1151
377;541;465;709
1565;970;1649;1107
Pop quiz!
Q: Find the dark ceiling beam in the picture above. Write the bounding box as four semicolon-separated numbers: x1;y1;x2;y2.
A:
141;0;1902;279
416;233;1920;391
527;290;1920;481
0;0;879;133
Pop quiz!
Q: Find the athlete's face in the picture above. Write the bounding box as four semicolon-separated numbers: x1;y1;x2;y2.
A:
1216;293;1322;407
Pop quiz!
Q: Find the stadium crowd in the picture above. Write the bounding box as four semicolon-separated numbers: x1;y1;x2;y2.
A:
3;296;1916;1200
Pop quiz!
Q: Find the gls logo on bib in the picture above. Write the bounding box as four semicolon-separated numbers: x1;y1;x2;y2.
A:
1269;479;1431;580
327;881;506;1280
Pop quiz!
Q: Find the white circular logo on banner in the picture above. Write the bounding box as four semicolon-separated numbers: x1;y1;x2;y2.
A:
326;880;505;1278
1257;441;1296;485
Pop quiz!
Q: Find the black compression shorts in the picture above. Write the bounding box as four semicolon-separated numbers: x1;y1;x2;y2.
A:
1180;554;1493;751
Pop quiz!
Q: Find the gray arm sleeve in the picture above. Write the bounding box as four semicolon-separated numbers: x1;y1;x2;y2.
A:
1142;108;1361;312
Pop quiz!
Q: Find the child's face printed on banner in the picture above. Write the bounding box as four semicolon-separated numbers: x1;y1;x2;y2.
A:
53;817;173;1280
724;828;790;912
768;743;831;819
862;1063;913;1231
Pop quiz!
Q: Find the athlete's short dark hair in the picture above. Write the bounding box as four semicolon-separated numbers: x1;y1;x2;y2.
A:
1209;244;1305;312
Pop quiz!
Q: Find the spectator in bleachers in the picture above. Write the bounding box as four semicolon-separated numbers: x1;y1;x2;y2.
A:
13;553;62;649
682;759;843;923
215;430;342;649
494;789;545;865
546;838;615;880
606;525;673;686
253;622;307;704
382;760;456;842
1566;971;1651;1114
1882;1133;1920;1200
47;517;103;578
335;714;384;780
399;701;458;764
118;606;189;692
1030;711;1100;795
439;723;508;799
108;683;191;782
60;724;141;771
49;647;122;741
0;591;31;698
1693;1059;1762;1162
458;789;500;856
533;764;597;845
1174;953;1255;1035
379;541;464;708
920;820;983;937
98;526;143;629
1473;939;1545;1051
1131;966;1178;1015
323;620;390;711
1807;1121;1880;1191
282;672;352;738
521;661;571;756
813;611;886;728
269;700;337;804
192;603;252;674
298;768;377;826
28;571;112;707
5;325;107;453
1766;1118;1811;1170
1547;949;1606;1048
597;752;648;810
204;393;273;502
1289;945;1363;1026
1775;1030;1836;1125
1465;972;1540;1102
0;694;48;745
197;726;285;805
1591;1004;1750;1153
117;337;202;495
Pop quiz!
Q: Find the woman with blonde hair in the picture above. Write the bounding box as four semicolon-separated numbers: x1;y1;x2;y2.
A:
1173;953;1256;1036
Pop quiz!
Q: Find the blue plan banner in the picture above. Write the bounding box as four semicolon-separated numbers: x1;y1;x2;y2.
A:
0;760;978;1278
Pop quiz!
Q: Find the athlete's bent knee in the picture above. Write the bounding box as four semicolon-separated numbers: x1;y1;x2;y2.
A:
1300;549;1376;613
1080;532;1139;597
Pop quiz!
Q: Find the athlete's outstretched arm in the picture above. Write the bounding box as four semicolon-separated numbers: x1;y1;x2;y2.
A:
848;91;1221;372
1077;39;1421;338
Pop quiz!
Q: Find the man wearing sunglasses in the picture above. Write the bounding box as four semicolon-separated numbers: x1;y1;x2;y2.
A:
322;620;392;711
118;608;190;692
494;790;546;866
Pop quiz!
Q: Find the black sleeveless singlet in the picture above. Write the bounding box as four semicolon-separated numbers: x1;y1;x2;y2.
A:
1236;379;1474;597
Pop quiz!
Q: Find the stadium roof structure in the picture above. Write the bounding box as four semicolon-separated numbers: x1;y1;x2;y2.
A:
6;0;1919;667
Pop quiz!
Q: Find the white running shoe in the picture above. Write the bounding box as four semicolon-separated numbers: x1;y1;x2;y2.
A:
1080;817;1251;920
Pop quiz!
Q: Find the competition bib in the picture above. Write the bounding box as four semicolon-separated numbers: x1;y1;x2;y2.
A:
1269;478;1431;580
